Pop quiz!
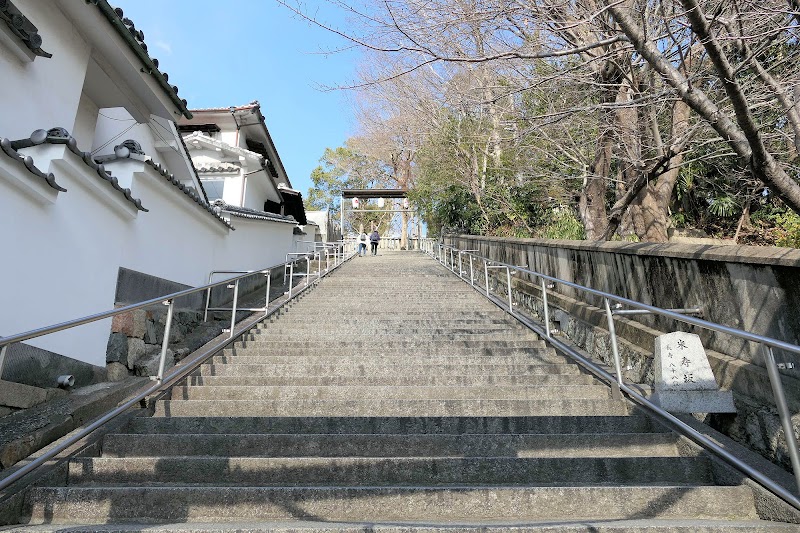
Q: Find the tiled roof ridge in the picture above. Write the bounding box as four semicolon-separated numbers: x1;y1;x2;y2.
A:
92;2;191;119
212;200;297;225
91;138;234;230
196;162;241;173
183;131;263;161
0;0;52;57
0;137;66;192
9;128;146;211
189;101;260;113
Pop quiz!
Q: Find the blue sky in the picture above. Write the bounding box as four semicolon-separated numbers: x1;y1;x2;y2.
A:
114;0;359;196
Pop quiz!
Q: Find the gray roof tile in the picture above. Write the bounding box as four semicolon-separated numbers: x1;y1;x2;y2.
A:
10;128;147;211
0;137;66;192
91;138;234;229
0;1;52;58
212;200;297;225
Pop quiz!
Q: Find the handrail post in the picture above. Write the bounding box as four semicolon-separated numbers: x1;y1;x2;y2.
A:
318;252;322;281
305;256;311;286
506;266;513;314
202;272;213;322
288;262;295;299
156;299;175;381
604;298;624;387
763;346;800;493
541;278;551;339
484;261;490;297
0;344;7;378
469;255;474;286
229;280;240;339
264;270;271;317
458;251;463;279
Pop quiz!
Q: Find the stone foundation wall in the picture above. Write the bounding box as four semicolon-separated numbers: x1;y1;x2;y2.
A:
105;267;294;380
445;235;800;472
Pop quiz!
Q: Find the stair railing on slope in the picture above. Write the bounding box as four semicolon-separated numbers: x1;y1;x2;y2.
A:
419;239;800;510
0;244;357;493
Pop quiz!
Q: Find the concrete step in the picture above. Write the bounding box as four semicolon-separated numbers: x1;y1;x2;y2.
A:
10;519;800;532
169;384;611;401
123;415;662;436
101;432;678;458
262;318;519;326
211;352;571;366
242;333;541;342
180;374;597;387
67;456;713;486
276;305;511;322
23;485;759;523
224;345;555;357
257;325;525;335
236;340;544;351
153;398;628;417
192;362;583;377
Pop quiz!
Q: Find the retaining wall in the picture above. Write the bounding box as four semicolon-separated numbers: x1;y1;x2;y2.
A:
444;235;800;471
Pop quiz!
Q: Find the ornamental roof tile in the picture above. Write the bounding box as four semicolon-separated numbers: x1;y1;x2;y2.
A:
91;138;234;229
0;137;66;192
183;131;262;161
189;101;260;113
196;162;241;173
212;200;297;225
10;128;146;211
0;1;51;57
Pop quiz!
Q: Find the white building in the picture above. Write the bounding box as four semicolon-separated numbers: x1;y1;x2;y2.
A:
306;210;342;243
0;1;307;380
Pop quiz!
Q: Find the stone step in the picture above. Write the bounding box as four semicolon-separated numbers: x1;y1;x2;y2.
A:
67;456;713;486
180;374;596;387
211;352;571;366
23;485;759;524
10;519;800;532
224;345;555;357
169;384;611;401
243;333;540;342
123;415;661;436
236;340;544;350
101;432;678;458
192;362;583;377
153;398;628;417
257;325;525;334
278;307;506;315
263;318;518;326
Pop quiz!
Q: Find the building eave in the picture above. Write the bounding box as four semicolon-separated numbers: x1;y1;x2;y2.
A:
91;1;192;119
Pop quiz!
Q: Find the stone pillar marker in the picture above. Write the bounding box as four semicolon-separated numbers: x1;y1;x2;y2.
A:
652;332;736;413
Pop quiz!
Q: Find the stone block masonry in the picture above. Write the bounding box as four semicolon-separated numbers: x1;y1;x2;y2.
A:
449;235;800;474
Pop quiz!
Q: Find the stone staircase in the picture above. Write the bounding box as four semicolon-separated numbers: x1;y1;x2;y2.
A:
14;252;798;531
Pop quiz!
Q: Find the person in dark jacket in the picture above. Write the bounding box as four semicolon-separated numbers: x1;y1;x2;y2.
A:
369;229;380;256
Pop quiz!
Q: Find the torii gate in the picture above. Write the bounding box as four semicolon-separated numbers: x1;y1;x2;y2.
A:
340;188;422;250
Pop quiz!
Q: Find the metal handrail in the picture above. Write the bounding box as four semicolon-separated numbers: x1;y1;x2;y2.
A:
0;250;355;493
425;242;800;506
0;262;287;351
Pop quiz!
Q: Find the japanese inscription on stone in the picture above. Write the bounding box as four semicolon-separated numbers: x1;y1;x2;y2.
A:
653;331;736;413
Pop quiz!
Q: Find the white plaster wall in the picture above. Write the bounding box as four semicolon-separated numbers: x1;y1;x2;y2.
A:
244;174;270;211
92;107;158;159
222;174;245;206
0;155;296;367
0;147;128;367
0;1;90;139
72;92;100;152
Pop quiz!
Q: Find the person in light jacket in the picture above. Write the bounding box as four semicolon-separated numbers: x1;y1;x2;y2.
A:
369;229;380;256
358;232;369;257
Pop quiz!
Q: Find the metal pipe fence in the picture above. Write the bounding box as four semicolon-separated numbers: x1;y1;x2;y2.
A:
421;241;800;506
0;247;357;492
